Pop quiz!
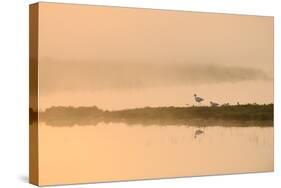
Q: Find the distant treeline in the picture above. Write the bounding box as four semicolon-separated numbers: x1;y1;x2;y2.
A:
37;104;273;127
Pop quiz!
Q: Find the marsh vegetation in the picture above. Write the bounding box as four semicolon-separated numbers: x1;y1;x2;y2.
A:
37;104;273;127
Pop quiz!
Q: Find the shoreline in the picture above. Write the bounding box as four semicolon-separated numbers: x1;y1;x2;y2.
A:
33;104;274;127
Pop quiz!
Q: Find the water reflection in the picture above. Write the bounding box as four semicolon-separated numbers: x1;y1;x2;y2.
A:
38;122;273;185
39;119;273;128
194;129;204;139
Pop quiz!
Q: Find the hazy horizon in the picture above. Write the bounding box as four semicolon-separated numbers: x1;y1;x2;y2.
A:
38;3;273;110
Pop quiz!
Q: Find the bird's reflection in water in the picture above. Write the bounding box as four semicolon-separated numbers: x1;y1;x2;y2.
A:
194;129;204;139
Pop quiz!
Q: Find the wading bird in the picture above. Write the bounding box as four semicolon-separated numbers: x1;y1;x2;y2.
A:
210;101;219;107
222;103;230;106
194;94;204;105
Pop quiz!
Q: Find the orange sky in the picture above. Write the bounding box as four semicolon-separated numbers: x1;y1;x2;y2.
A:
37;3;273;110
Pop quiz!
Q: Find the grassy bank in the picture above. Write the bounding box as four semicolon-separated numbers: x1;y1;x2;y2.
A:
37;104;273;127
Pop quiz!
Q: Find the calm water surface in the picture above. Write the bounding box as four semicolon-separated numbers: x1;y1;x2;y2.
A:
38;122;273;185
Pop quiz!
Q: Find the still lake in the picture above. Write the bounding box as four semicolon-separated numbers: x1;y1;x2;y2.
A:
38;122;273;185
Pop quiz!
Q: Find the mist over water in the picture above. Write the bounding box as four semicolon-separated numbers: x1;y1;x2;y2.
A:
39;61;272;93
